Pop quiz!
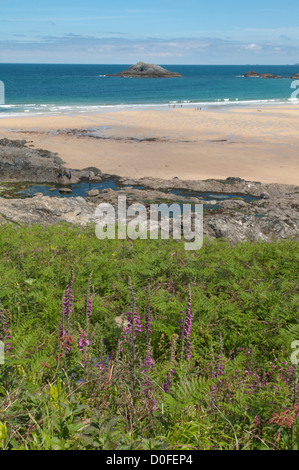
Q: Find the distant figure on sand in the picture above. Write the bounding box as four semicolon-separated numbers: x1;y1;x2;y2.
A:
69;169;72;180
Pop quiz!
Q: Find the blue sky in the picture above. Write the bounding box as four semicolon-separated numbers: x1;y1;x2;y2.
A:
0;0;299;64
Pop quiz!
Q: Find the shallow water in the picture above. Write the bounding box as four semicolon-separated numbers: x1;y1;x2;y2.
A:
169;188;259;202
13;180;260;208
16;179;119;198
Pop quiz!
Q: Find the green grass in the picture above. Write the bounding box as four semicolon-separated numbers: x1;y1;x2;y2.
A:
0;224;298;450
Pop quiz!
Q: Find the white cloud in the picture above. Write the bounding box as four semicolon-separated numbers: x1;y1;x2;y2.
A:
0;35;298;64
242;44;261;51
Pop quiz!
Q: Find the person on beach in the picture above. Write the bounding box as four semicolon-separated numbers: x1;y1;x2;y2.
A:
69;169;72;180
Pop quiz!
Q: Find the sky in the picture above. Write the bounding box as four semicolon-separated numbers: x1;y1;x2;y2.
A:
0;0;299;64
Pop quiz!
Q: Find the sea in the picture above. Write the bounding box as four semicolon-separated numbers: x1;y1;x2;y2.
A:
0;64;298;116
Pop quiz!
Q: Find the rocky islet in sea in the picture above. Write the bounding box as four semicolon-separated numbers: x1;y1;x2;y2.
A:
244;70;299;79
107;62;182;78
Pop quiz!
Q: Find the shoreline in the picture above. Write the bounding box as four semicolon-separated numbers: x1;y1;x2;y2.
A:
1;98;299;119
0;103;299;185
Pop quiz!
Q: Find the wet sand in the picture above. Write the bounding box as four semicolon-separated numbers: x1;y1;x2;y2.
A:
0;105;299;184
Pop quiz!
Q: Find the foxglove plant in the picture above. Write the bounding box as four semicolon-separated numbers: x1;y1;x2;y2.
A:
141;343;156;412
212;334;224;383
120;278;142;353
162;368;176;393
119;278;142;394
78;326;90;361
144;286;152;345
162;334;178;393
84;273;93;324
179;286;192;361
59;271;75;350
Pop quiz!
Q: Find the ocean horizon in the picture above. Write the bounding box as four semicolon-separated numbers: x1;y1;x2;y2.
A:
0;63;298;117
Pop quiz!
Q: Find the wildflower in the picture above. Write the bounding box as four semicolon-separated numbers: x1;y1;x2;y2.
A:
179;287;192;360
59;334;74;352
141;343;156;411
212;335;224;382
162;368;176;393
64;273;75;319
59;271;75;346
78;329;89;354
84;272;93;321
120;280;142;351
145;286;152;344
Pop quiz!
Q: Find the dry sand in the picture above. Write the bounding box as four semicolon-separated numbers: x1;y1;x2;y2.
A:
0;104;299;185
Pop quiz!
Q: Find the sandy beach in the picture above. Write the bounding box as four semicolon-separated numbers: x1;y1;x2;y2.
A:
0;104;299;185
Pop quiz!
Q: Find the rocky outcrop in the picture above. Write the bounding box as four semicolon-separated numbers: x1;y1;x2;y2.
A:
116;175;298;200
0;138;102;184
0;194;95;226
0;136;298;243
86;184;299;242
59;187;72;194
108;62;182;78
290;73;299;79
244;71;282;79
0;176;297;244
260;73;282;79
244;71;261;77
0;138;63;183
204;193;299;242
87;189;100;197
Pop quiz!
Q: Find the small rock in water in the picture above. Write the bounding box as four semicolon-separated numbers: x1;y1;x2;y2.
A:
49;187;56;192
87;189;100;197
59;187;72;194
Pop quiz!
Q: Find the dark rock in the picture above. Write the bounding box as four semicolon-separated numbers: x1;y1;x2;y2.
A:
244;71;261;77
108;62;182;78
0;139;103;184
0;138;64;183
290;73;299;79
59;187;72;194
244;71;285;79
260;73;282;79
0;138;27;148
223;177;245;184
